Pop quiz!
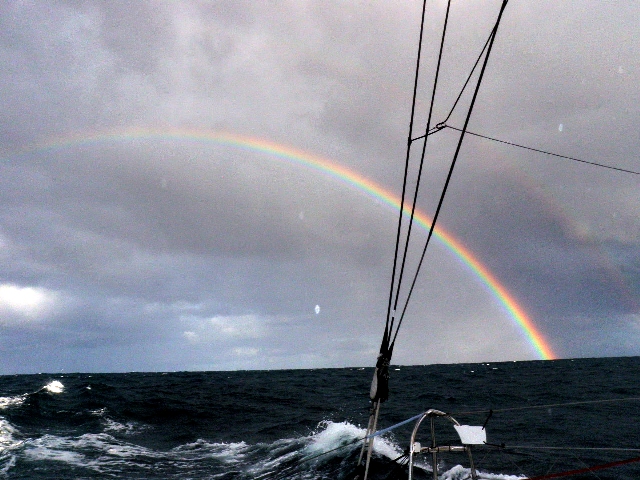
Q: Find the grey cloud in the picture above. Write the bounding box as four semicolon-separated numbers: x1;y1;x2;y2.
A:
0;1;638;373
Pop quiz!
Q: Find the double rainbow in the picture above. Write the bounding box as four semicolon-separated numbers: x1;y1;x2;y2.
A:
15;127;556;360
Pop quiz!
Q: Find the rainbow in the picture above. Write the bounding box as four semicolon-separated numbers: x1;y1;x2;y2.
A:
14;127;555;360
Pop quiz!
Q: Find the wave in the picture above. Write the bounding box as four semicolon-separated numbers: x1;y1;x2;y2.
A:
102;417;146;435
0;418;23;476
88;408;147;436
41;381;64;394
0;418;523;479
0;380;65;413
0;380;69;476
0;377;524;479
0;379;527;480
0;378;525;478
0;395;26;411
306;420;396;457
31;380;65;395
0;420;363;478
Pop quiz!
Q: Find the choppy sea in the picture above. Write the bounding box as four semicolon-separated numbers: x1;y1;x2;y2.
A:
1;357;640;479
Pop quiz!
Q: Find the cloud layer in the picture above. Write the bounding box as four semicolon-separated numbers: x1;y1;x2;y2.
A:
1;1;638;373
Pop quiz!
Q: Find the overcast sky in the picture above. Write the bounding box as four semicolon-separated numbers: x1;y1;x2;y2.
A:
0;1;638;374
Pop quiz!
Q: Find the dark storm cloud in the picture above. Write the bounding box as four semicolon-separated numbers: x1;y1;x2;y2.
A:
445;168;636;316
0;1;638;373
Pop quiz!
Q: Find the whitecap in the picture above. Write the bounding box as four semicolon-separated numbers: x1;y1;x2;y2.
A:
305;420;402;460
0;418;21;448
43;380;64;394
23;432;161;473
0;438;18;476
173;439;250;463
0;454;16;476
441;464;525;480
24;443;85;464
0;395;26;410
304;420;364;455
0;419;25;476
102;417;146;435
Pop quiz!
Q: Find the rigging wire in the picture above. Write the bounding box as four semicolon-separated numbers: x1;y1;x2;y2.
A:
444;125;640;176
412;29;494;144
388;0;453;339
384;0;429;346
413;16;640;176
391;0;510;347
567;454;602;480
450;395;640;416
499;448;532;479
381;0;636;358
414;14;639;178
522;456;640;480
508;446;640;452
424;124;640;175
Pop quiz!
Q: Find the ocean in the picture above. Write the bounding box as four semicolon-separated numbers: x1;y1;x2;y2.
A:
1;356;640;479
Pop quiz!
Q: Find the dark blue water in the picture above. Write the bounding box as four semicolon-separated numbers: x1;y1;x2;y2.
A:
1;357;640;479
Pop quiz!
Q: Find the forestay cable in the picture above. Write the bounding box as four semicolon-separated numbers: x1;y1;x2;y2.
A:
392;0;510;347
383;0;429;349
364;7;454;480
363;2;510;478
389;0;452;335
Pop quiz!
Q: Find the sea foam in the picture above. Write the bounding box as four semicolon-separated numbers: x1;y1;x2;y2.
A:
305;420;401;460
43;380;64;394
0;395;26;410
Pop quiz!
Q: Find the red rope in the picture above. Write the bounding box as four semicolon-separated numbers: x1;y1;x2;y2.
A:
525;455;640;480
